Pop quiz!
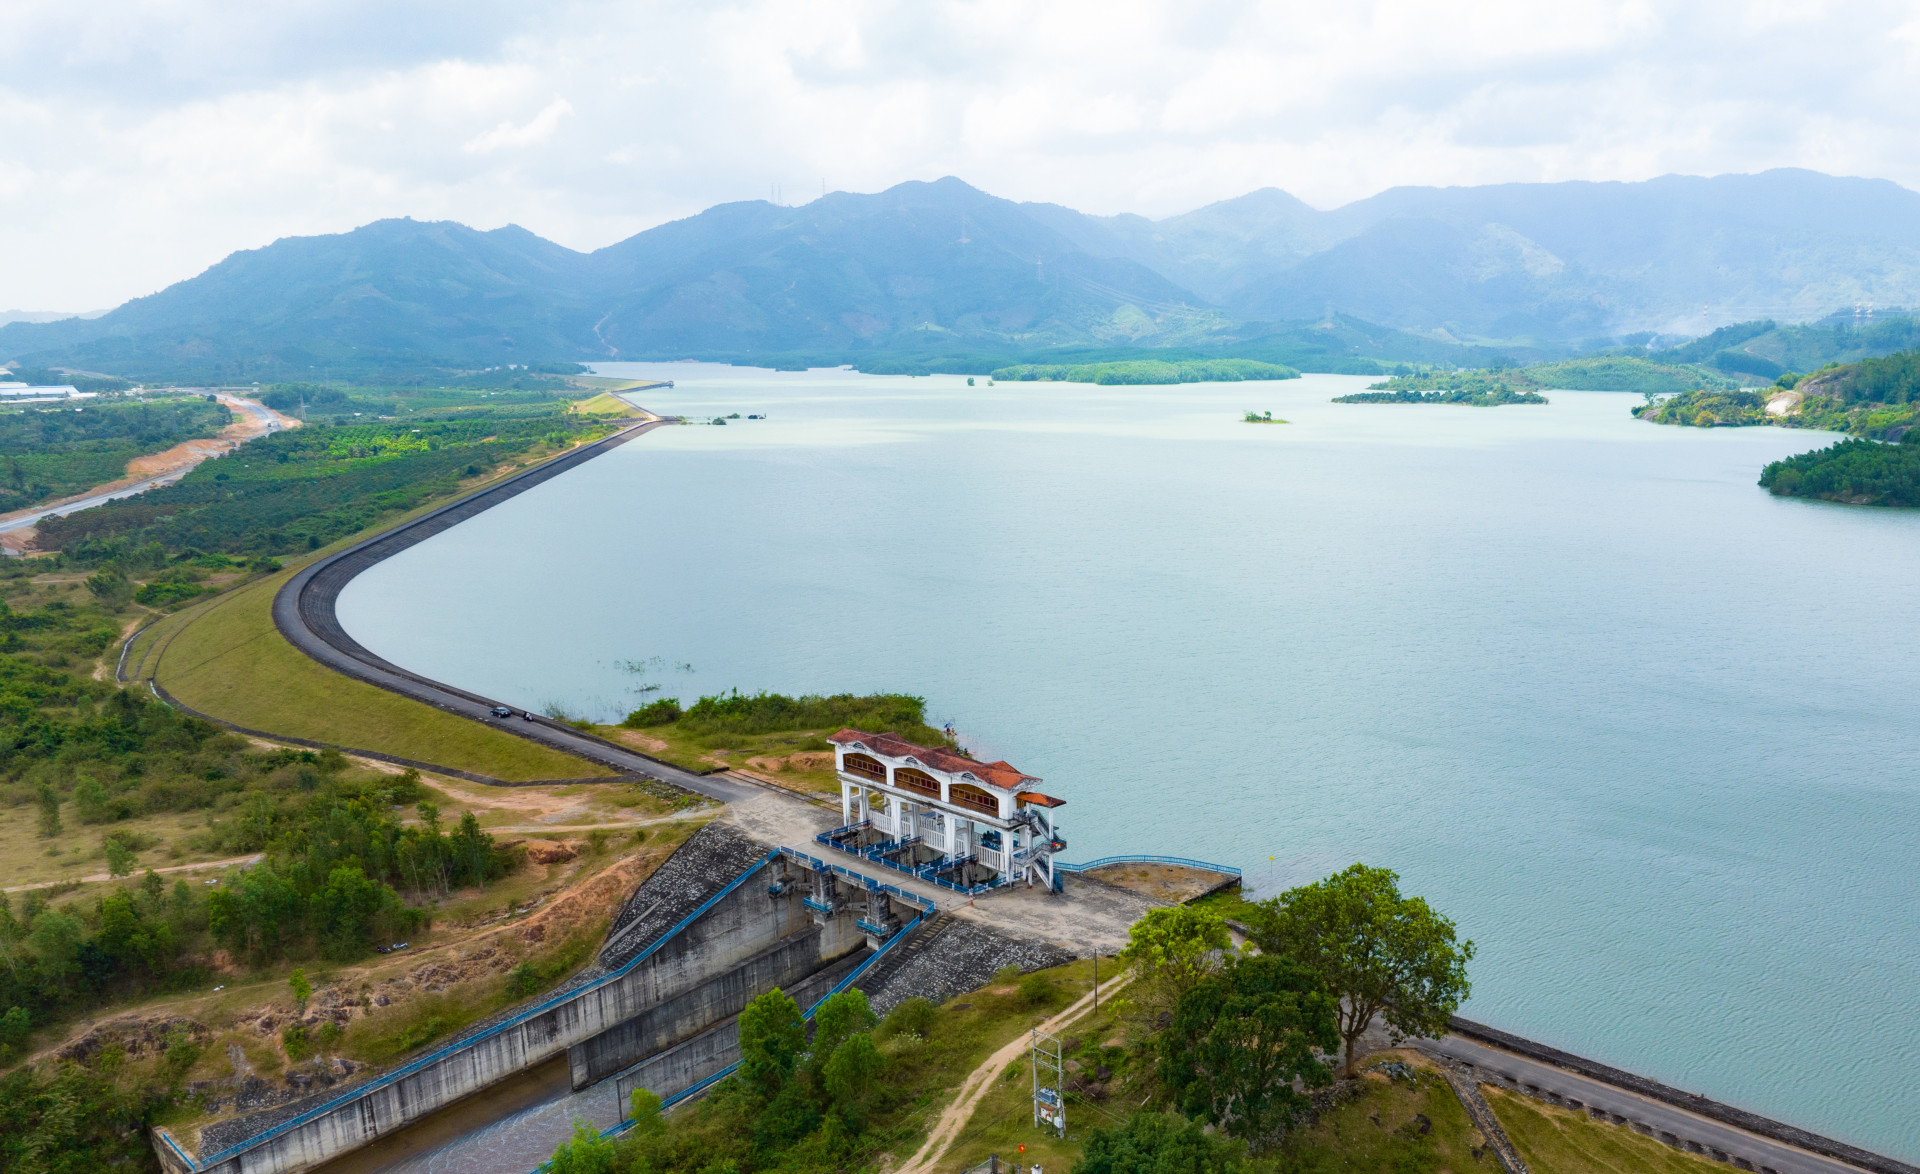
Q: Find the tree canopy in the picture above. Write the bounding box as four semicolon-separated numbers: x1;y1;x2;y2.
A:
1072;1111;1242;1174
1162;954;1339;1142
1118;905;1233;1022
1249;863;1473;1076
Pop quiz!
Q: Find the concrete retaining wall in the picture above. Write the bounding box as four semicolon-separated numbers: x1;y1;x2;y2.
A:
611;948;866;1112
190;854;852;1174
567;919;856;1089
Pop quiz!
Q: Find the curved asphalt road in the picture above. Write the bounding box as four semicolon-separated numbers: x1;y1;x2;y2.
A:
269;416;757;808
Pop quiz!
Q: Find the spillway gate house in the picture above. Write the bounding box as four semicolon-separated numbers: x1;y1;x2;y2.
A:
823;729;1066;892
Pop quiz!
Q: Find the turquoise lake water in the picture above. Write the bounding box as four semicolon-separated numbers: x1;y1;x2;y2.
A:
337;366;1920;1159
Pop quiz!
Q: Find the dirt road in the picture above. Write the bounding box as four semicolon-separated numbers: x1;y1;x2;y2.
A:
2;852;263;893
893;972;1133;1174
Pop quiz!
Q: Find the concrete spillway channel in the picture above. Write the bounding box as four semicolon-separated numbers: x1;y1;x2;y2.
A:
155;826;1071;1174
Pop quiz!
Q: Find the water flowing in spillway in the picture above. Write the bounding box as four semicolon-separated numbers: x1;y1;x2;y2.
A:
338;366;1920;1162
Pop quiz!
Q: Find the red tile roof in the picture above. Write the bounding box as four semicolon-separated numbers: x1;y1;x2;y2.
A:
829;728;1040;792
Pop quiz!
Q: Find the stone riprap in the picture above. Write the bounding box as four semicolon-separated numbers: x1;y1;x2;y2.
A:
858;915;1076;1014
599;824;771;971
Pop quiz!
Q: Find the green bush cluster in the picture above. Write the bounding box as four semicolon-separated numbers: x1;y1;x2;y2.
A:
0;1061;160;1172
626;689;946;746
0;870;209;1054
619;698;683;727
204;785;513;961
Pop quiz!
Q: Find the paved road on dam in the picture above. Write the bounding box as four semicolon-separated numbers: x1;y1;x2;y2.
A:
1417;1032;1907;1174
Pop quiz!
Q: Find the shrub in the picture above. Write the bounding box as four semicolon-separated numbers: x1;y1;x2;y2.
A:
134;580;208;607
282;1023;312;1062
1072;1111;1240;1174
1018;971;1056;1007
163;1030;201;1075
506;962;541;999
0;1006;29;1057
621;698;683;727
877;997;936;1041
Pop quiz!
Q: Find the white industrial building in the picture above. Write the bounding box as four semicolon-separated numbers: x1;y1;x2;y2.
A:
823;728;1066;892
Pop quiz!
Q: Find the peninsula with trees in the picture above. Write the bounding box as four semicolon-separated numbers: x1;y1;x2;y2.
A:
1634;345;1920;505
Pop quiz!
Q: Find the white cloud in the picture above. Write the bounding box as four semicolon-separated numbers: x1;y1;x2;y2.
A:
2;0;1919;308
464;97;574;153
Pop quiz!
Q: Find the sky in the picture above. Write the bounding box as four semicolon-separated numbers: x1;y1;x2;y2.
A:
4;0;1919;310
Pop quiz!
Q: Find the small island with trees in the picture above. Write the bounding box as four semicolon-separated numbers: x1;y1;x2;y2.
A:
1335;379;1547;407
991;358;1299;385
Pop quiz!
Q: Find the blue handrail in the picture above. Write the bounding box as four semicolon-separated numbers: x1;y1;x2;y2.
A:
1054;854;1241;876
157;1128;196;1172
194;849;782;1170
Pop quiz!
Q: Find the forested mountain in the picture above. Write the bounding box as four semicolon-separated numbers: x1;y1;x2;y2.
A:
1653;313;1920;379
1045;170;1920;342
10;170;1920;378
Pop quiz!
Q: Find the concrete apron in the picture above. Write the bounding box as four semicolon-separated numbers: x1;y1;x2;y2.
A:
168;855;867;1174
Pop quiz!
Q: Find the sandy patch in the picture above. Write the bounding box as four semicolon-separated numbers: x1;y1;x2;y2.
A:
607;729;669;753
1083;862;1238;904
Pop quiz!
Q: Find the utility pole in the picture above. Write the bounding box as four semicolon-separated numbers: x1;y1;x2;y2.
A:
1031;1028;1064;1137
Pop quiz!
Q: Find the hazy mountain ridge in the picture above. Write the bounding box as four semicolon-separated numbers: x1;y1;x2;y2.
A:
1045;170;1920;340
9;170;1920;378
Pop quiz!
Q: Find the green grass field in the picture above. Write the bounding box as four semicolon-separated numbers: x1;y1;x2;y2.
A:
567;392;641;418
1485;1086;1727;1174
138;565;605;782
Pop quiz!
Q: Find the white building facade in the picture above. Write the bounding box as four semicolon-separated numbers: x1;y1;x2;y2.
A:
827;729;1066;890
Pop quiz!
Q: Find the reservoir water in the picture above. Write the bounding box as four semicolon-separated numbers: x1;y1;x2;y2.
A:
338;366;1920;1161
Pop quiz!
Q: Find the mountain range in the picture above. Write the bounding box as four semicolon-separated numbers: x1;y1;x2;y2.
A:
8;169;1920;379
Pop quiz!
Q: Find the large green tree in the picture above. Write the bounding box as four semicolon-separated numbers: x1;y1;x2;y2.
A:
1118;905;1233;1022
1251;863;1473;1076
736;988;806;1100
1162;954;1338;1142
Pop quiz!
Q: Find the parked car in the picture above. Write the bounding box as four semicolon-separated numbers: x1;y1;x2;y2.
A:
489;705;513;718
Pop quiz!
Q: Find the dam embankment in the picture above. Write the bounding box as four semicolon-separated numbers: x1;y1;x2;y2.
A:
164;824;1075;1174
164;827;852;1174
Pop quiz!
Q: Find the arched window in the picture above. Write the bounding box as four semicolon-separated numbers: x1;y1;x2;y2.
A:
950;782;998;816
895;768;940;799
843;753;886;783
